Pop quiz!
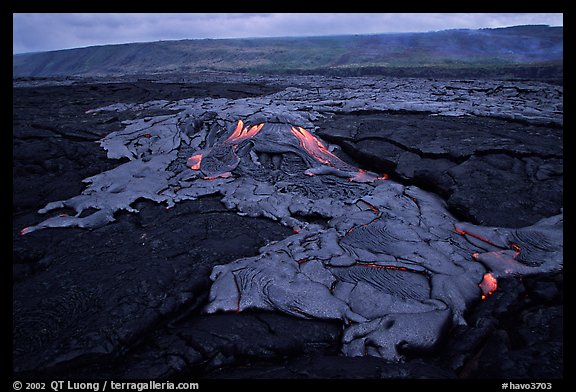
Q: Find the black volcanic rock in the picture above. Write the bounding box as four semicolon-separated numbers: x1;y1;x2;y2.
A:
12;79;292;376
48;312;342;379
452;273;563;379
316;112;562;227
12;73;563;379
13;80;285;220
13;198;294;374
205;354;456;379
446;155;562;227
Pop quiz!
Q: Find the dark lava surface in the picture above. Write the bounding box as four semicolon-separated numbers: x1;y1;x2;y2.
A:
317;112;563;228
12;75;563;380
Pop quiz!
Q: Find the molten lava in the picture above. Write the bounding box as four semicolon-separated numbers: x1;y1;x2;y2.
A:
226;120;264;144
187;120;387;183
187;154;203;170
350;169;382;183
453;224;499;248
356;262;411;272
361;200;380;214
290;126;342;167
479;272;498;300
186;120;263;177
288;125;386;182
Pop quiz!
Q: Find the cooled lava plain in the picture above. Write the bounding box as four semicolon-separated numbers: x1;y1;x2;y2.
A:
13;73;563;379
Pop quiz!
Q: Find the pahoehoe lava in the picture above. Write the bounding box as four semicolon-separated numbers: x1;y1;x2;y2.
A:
13;74;563;378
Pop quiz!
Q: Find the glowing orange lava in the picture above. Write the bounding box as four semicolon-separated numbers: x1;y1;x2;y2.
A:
187;120;264;173
349;170;387;183
366;203;380;214
290;125;342;167
453;225;499;248
479;272;498;300
187;120;387;182
187;154;203;170
343;214;382;238
363;201;380;214
349;170;363;181
226;120;264;144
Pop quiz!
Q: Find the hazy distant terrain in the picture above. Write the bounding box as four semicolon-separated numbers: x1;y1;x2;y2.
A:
13;25;562;79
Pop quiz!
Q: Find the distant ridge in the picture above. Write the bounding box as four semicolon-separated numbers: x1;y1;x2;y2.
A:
13;25;563;79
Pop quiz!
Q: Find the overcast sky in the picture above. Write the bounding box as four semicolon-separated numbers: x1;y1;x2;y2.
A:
13;13;563;54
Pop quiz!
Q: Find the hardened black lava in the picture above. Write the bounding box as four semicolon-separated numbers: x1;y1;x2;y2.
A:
13;73;563;379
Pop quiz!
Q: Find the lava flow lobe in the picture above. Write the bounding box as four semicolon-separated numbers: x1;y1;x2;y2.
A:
187;119;386;183
18;111;563;363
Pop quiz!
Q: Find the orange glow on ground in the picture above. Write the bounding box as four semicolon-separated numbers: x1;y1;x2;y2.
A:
344;215;382;237
360;200;380;214
349;169;366;182
350;169;387;183
187;154;203;170
453;224;500;248
479;272;498;299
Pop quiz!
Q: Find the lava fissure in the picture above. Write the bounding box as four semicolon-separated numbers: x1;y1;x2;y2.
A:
454;224;501;249
354;262;424;275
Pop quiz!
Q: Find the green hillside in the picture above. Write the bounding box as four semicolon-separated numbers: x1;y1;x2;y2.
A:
13;25;563;79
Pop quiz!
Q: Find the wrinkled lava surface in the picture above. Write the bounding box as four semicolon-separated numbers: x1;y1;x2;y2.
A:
13;73;563;379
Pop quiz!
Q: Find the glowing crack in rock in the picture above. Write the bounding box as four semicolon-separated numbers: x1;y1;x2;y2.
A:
20;102;563;362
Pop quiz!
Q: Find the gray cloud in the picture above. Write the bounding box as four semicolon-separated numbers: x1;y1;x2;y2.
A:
13;13;563;54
